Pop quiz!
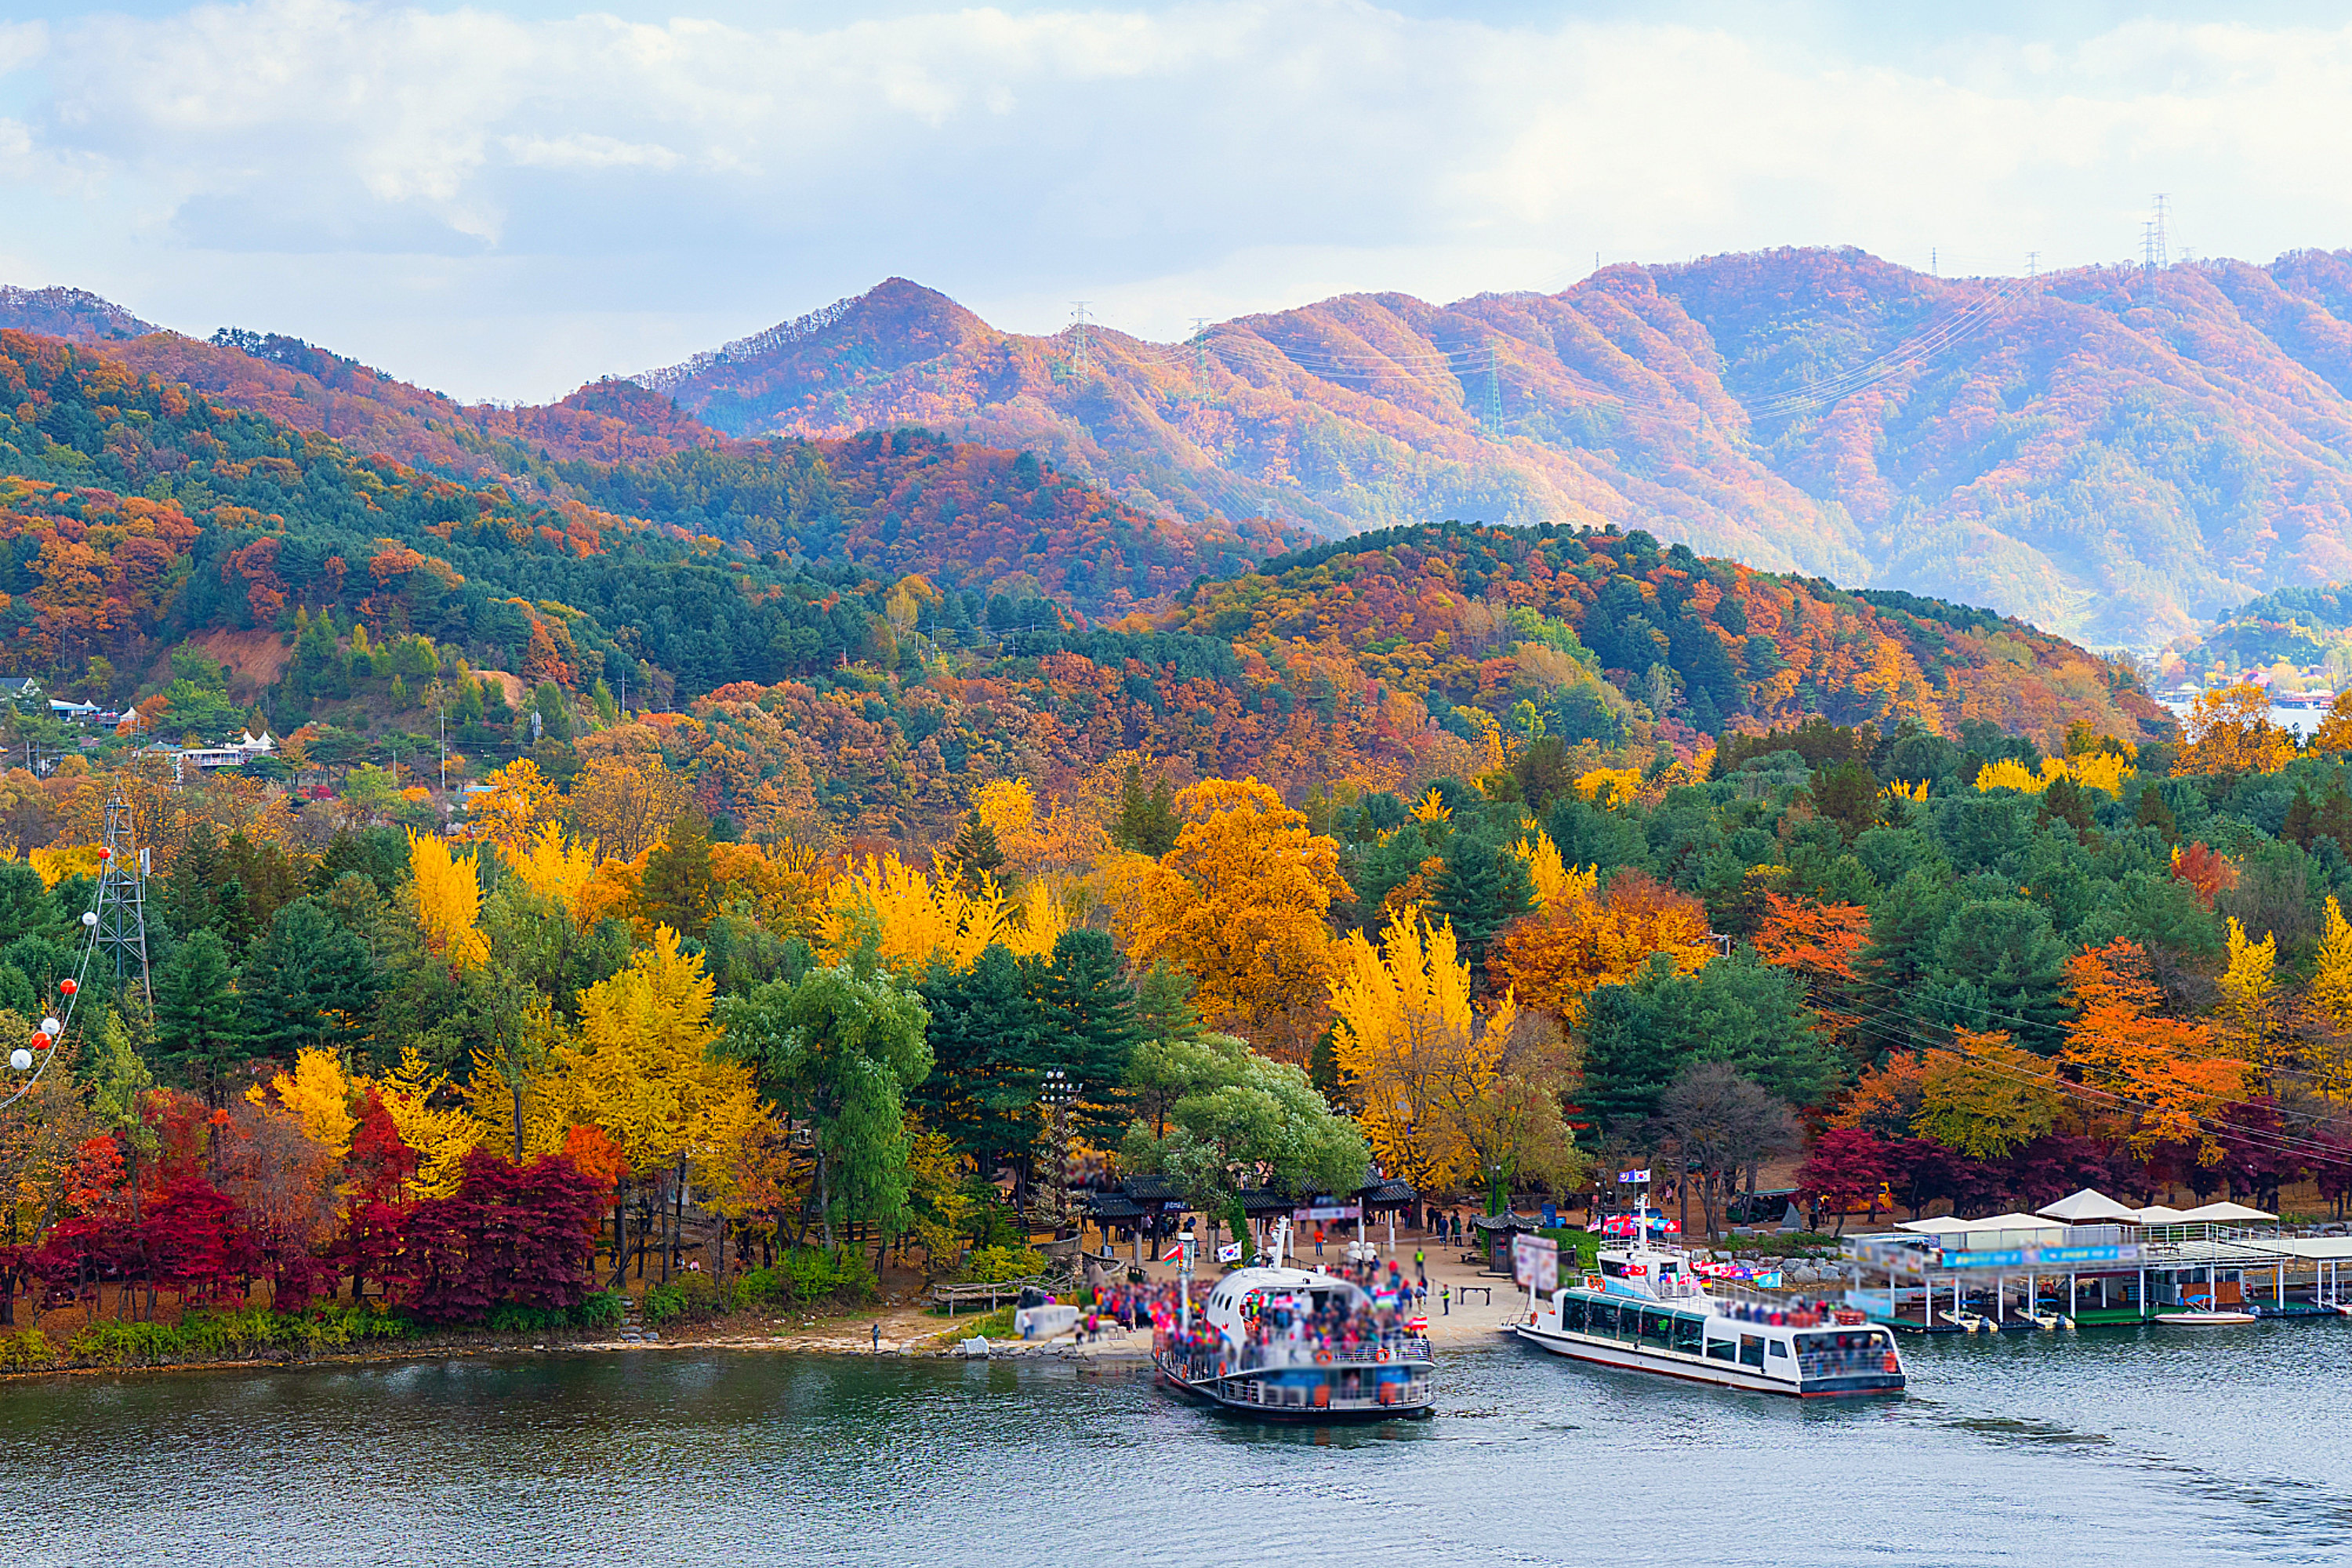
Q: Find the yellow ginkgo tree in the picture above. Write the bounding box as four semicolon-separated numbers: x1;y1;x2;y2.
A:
552;926;767;1282
408;830;488;970
1328;909;1519;1198
500;820;601;920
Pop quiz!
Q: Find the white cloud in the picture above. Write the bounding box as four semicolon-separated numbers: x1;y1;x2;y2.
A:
3;2;2351;398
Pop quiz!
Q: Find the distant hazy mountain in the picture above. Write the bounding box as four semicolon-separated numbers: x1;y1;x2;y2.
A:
634;249;2352;646
0;285;157;342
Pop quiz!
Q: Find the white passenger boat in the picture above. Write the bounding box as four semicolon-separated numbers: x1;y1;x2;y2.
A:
1152;1221;1435;1421
2154;1308;2259;1327
1508;1203;1906;1398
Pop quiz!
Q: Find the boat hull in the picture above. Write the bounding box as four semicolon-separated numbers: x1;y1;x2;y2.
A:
1152;1354;1436;1421
2154;1311;2259;1327
1508;1323;1903;1398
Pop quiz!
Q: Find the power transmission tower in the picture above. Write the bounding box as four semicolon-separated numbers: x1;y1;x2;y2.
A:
1190;316;1209;379
1931;248;1937;278
89;783;151;1005
1069;302;1092;377
2153;194;2169;268
2143;221;2158;273
2027;251;2039;278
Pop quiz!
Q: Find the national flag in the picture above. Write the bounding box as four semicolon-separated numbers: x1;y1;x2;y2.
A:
1216;1242;1243;1263
1160;1243;1185;1263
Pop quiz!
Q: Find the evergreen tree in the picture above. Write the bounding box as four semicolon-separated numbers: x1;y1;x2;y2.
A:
155;928;248;1108
1133;958;1203;1044
1111;764;1180;856
2038;775;2093;837
1581;949;1828;1129
2133;785;2179;845
950;808;1004;888
2283;787;2318;850
913;946;1044;1169
1029;930;1140;1140
0;861;53;947
241;900;380;1065
1429;836;1532;985
640;806;715;938
162;820;228;939
2321;782;2352;861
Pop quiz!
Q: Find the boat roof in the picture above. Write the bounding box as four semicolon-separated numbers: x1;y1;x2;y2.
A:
1210;1266;1366;1295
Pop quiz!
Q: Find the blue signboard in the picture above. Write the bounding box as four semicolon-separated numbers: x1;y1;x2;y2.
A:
1940;1243;2137;1271
1942;1248;2027;1270
1541;1203;1559;1228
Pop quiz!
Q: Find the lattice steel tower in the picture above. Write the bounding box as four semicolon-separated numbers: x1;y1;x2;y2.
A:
89;784;151;1004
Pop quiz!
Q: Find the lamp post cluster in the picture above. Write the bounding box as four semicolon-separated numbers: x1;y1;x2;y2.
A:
1038;1068;1080;1238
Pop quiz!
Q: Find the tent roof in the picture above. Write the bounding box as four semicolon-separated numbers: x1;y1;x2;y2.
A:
2173;1200;2278;1223
2130;1204;2188;1222
1972;1212;2067;1232
2036;1189;2142;1224
1896;1218;1975;1234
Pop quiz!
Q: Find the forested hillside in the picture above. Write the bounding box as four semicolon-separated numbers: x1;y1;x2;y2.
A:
0;324;2164;844
635;251;2352;645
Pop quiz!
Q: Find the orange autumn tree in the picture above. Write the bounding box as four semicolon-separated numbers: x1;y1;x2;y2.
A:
1752;890;1870;1044
1131;778;1350;1061
1490;868;1712;1025
2171;683;2295;778
2060;939;2246;1164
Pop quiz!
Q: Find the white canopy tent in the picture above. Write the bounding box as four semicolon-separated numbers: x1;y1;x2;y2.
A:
2035;1189;2142;1225
2172;1200;2277;1224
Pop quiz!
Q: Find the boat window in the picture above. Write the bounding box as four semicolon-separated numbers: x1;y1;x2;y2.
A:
1672;1315;1704;1356
1766;1340;1788;1359
1588;1301;1619;1338
1599;1259;1626;1278
1562;1296;1588;1333
1705;1334;1735;1363
1641;1309;1674;1347
1739;1334;1765;1368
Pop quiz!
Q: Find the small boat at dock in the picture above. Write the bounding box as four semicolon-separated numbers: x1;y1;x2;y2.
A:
2155;1308;2259;1326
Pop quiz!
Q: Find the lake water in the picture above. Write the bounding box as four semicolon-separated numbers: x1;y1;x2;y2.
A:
5;1324;2348;1566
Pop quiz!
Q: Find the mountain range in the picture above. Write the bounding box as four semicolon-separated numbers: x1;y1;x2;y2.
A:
630;249;2352;648
17;246;2352;648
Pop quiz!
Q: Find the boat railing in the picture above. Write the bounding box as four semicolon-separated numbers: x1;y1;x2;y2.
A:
1159;1336;1432;1380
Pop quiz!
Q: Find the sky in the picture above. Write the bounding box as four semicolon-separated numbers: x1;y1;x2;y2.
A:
5;0;2352;401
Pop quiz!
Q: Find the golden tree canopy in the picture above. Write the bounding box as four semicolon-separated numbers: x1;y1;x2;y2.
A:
500;820;601;920
467;759;562;853
1131;778;1350;1059
1490;868;1712;1025
568;753;688;860
408;829;489;971
2172;684;2295;777
1329;909;1521;1196
554;924;764;1179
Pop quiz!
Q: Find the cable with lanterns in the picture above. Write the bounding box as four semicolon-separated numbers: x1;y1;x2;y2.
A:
0;858;110;1116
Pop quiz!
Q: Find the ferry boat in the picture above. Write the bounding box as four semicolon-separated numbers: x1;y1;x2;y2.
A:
1152;1222;1436;1421
1508;1201;1906;1398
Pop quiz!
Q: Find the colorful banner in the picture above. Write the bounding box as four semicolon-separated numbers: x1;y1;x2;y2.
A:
1513;1233;1560;1293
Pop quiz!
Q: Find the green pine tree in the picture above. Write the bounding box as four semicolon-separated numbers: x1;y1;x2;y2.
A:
240;901;380;1066
641;806;716;938
156;928;251;1107
1111;765;1180;856
1430;837;1532;985
951;809;1004;888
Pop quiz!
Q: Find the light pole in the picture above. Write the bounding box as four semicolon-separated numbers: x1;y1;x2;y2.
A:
1038;1069;1079;1240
